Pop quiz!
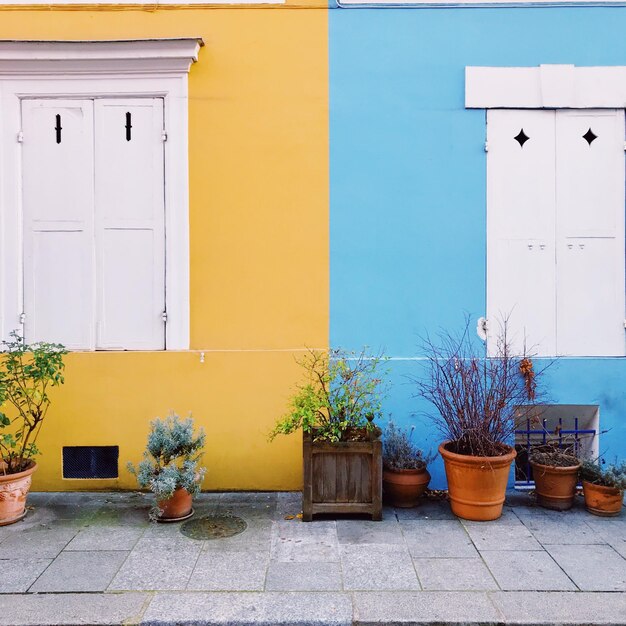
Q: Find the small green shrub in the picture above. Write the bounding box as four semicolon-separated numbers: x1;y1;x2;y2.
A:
270;348;388;443
128;414;206;511
580;460;626;491
0;331;67;474
382;422;435;471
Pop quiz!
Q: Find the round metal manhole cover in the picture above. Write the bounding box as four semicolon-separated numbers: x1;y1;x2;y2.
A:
180;515;247;540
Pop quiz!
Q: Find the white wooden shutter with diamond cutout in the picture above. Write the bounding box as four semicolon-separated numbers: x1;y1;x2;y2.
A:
487;108;625;357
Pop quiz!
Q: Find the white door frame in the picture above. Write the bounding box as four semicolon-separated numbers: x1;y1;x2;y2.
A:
0;39;202;350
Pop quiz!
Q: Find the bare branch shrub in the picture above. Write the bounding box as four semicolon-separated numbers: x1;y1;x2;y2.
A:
414;317;549;458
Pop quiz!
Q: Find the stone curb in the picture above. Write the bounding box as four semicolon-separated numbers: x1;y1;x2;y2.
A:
1;591;625;626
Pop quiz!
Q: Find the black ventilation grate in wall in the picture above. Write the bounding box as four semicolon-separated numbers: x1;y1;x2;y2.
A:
62;446;119;479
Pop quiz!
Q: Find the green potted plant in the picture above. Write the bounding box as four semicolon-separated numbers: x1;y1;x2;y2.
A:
382;422;434;508
415;319;546;521
270;348;388;521
129;413;206;522
0;331;67;526
580;459;625;517
529;443;581;511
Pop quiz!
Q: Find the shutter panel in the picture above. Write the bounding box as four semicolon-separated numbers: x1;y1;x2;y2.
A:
555;110;625;356
486;110;557;356
94;98;165;350
21;99;95;349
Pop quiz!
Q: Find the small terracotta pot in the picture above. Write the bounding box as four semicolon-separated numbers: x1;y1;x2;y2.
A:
582;480;624;517
157;487;193;522
0;461;37;526
530;460;580;511
439;441;516;521
383;467;431;508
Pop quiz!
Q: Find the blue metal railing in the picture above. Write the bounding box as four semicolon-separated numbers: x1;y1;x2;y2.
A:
514;417;596;487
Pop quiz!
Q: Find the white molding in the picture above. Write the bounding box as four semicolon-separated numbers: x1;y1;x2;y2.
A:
0;39;202;76
466;64;626;109
0;40;197;350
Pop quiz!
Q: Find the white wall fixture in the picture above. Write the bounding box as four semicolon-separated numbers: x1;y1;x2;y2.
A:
0;39;202;350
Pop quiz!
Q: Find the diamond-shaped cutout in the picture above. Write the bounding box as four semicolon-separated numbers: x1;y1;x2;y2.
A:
583;128;597;145
514;128;529;148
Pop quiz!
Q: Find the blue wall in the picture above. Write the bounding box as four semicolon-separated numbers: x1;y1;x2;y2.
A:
329;7;626;487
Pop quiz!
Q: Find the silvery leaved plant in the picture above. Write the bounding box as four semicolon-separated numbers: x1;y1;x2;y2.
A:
382;422;435;471
580;459;626;491
128;413;206;517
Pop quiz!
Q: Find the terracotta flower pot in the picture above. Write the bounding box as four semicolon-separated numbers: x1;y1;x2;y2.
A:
439;441;516;521
0;461;37;526
383;467;431;508
530;460;581;511
157;487;193;522
582;480;624;517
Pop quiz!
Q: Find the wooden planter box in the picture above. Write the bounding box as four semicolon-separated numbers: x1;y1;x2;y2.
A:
302;431;382;521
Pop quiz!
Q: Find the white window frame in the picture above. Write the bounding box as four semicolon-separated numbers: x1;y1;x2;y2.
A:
0;39;202;350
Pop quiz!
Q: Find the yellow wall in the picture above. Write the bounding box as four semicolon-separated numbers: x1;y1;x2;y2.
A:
0;6;329;490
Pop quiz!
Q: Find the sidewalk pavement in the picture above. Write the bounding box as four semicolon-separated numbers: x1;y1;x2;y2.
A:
0;491;624;626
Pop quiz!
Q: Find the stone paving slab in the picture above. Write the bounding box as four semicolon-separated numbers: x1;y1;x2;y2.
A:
413;557;499;591
462;518;543;551
29;550;129;592
0;592;149;626
188;550;269;591
519;516;605;545
265;561;343;591
141;592;353;626
0;527;77;559
0;558;53;593
352;591;501;624
489;591;626;624
480;550;577;591
340;544;420;591
401;520;479;558
65;525;144;551
545;543;626;591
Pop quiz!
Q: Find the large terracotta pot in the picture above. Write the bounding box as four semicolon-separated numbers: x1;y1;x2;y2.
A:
0;461;37;526
530;460;580;511
383;467;431;508
157;487;193;522
582;480;624;517
439;441;516;521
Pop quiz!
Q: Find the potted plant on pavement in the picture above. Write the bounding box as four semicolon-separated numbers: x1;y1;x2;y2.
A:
580;459;625;517
529;443;581;511
414;319;545;521
382;422;434;508
129;413;206;522
0;331;67;526
270;348;388;521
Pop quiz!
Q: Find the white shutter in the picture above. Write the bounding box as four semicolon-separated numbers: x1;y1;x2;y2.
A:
94;98;165;350
21;99;95;349
555;110;625;356
486;110;557;356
